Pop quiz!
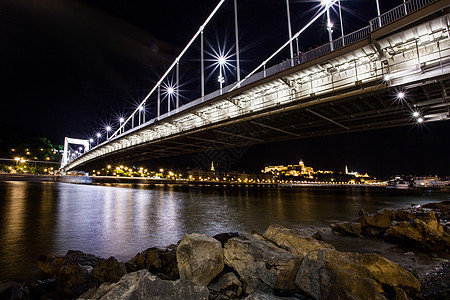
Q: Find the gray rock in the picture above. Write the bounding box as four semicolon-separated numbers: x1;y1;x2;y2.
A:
177;233;224;286
208;272;241;292
330;222;362;237
130;247;179;279
224;232;301;293
92;256;127;283
263;224;335;259
295;248;420;300
386;218;450;251
79;269;209;300
244;291;298;299
56;263;94;296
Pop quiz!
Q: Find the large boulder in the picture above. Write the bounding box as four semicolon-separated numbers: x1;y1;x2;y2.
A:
79;269;209;300
263;224;335;259
224;232;301;293
36;255;65;276
295;248;420;300
386;218;450;251
208;272;243;299
92;256;127;283
130;247;179;279
330;222;362;237
177;233;224;286
36;250;104;277
361;209;396;229
56;263;94;296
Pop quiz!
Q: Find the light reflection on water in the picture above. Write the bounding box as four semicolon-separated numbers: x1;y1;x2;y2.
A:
0;181;448;280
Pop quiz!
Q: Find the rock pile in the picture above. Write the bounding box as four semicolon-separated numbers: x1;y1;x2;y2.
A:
330;201;450;252
11;204;448;299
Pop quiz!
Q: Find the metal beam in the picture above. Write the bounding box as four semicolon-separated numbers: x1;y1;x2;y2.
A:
250;121;300;137
212;130;263;142
305;108;350;131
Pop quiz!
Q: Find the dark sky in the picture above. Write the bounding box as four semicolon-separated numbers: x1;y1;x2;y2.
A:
1;0;449;176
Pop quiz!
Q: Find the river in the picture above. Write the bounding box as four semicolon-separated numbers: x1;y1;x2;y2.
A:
0;180;448;281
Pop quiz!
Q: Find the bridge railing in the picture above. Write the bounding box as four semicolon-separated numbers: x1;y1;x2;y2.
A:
370;0;437;31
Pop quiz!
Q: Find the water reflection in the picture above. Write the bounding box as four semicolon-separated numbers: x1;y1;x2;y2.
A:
0;181;448;280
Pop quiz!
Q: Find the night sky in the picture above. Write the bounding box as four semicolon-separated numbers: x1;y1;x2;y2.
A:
1;0;449;176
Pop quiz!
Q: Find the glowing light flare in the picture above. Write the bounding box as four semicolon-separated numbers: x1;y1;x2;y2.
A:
218;56;226;66
167;87;175;95
397;91;405;100
320;0;332;6
413;111;420;118
417;117;424;123
384;74;391;81
89;138;94;143
96;133;102;138
119;117;125;123
106;126;111;132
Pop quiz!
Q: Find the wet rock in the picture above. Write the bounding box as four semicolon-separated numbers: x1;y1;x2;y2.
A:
295;248;420;300
64;250;104;267
0;280;29;300
385;218;450;251
359;208;369;217
396;208;416;221
79;269;209;300
330;222;362;237
208;272;242;299
361;209;396;229
213;232;240;247
363;226;384;237
263;224;335;259
224;232;301;293
130;247;179;279
92;256;127;283
177;233;224;286
28;278;57;298
36;255;65;276
56;263;94;296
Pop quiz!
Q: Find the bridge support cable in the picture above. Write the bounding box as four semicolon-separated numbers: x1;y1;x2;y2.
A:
286;0;294;64
111;0;227;139
201;31;205;98
234;0;241;84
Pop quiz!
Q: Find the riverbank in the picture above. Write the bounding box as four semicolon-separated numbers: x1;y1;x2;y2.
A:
0;173;57;182
1;201;448;299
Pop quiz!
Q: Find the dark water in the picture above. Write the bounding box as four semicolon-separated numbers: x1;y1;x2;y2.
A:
0;181;448;280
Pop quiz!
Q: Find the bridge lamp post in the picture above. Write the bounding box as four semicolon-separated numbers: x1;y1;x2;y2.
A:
167;86;175;113
119;118;125;134
138;106;144;125
96;133;101;146
106;126;112;140
321;0;334;51
218;56;226;94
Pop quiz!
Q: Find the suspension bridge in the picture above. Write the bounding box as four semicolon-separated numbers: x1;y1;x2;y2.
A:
62;0;450;172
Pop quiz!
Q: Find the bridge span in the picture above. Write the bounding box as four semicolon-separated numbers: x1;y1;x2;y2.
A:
63;0;450;172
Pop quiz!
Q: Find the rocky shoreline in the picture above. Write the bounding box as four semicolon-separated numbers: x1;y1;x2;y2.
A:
1;201;449;300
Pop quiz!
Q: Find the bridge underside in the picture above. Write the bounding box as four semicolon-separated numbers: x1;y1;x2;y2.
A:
73;75;450;171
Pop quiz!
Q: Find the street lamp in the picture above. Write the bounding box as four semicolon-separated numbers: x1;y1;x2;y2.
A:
106;126;112;139
119;117;125;134
167;86;175;113
218;55;226;94
96;132;101;145
321;0;334;50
